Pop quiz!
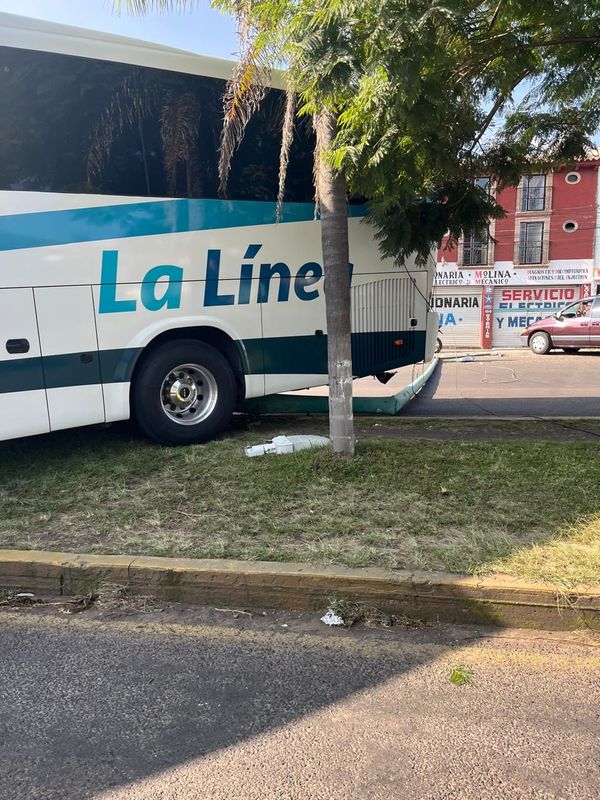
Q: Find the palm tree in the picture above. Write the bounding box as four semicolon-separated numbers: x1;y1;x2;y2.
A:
118;0;356;455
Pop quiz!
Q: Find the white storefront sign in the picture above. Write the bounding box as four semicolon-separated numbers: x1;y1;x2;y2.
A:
435;263;593;287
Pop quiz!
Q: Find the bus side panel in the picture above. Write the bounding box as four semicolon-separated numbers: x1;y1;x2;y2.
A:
34;285;106;432
261;218;432;394
0;287;50;440
257;220;327;395
0;195;436;430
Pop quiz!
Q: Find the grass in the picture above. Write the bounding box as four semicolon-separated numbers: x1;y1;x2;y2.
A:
449;665;474;687
1;416;600;586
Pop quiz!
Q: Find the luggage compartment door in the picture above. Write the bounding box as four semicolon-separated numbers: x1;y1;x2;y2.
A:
34;286;105;432
0;288;50;440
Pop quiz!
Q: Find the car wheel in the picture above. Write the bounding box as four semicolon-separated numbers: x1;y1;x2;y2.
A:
529;331;551;355
132;339;237;446
562;348;580;354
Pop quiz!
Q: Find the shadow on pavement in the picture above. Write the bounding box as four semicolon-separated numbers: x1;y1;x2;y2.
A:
406;395;600;416
0;611;468;800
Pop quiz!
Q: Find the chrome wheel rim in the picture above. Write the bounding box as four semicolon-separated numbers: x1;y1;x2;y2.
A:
160;363;218;426
531;334;548;354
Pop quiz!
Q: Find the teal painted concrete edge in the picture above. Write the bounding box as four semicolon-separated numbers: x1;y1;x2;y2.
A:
388;356;439;414
241;357;439;416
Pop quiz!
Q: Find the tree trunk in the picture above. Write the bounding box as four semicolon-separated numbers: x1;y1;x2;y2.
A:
315;109;355;456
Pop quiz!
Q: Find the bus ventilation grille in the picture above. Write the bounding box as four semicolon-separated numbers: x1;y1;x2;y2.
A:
350;276;416;374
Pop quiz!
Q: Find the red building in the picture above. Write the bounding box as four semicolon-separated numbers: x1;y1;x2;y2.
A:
435;153;600;348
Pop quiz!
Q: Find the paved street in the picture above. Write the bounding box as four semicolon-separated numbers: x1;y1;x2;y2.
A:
1;607;599;800
290;348;600;418
405;349;600;417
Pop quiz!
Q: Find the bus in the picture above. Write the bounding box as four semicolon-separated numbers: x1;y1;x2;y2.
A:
0;12;437;446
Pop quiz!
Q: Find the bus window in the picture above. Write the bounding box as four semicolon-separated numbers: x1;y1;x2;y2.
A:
0;45;313;202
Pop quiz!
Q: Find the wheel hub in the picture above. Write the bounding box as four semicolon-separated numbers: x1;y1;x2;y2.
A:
532;334;546;353
168;376;198;409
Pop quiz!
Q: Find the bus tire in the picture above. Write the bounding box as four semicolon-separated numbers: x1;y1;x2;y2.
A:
132;339;237;446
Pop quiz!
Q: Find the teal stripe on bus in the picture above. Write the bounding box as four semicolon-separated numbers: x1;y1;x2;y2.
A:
0;331;424;395
0;355;45;393
0;349;141;395
244;331;425;376
0;198;367;252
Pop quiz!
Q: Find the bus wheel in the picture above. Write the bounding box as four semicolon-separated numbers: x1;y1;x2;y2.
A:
133;339;237;445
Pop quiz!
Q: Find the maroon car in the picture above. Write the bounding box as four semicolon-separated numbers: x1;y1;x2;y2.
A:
522;296;600;354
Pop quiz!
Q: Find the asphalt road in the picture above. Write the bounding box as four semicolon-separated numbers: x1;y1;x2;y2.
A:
405;349;600;417
1;607;599;800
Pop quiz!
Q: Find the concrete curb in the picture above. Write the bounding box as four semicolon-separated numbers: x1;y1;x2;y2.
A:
240;358;439;416
1;549;599;631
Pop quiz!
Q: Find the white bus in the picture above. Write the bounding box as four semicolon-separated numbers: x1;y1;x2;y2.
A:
0;12;437;445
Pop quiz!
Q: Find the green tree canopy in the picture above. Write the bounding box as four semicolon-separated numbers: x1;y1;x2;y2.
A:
120;0;599;259
320;0;600;261
221;0;599;261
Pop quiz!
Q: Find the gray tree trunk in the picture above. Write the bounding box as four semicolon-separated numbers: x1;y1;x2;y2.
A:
315;110;355;456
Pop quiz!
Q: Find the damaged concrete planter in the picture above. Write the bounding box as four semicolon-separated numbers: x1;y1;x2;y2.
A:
240;357;439;416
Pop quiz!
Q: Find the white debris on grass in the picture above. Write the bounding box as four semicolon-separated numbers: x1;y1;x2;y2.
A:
320;610;345;627
245;434;330;458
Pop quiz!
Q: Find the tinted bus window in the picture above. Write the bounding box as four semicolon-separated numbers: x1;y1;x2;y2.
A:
0;45;314;202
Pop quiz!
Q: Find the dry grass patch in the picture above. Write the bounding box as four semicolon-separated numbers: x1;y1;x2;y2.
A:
483;514;600;588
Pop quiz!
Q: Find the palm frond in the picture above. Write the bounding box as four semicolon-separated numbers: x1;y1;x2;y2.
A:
114;0;197;15
217;38;271;197
216;0;276;198
233;0;252;41
276;88;296;222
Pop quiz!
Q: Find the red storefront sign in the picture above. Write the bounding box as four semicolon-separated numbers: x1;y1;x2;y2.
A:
480;285;494;348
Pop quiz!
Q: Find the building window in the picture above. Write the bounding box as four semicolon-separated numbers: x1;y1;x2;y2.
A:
565;172;581;184
521;174;546;211
518;221;544;264
462;230;489;266
563;220;578;233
